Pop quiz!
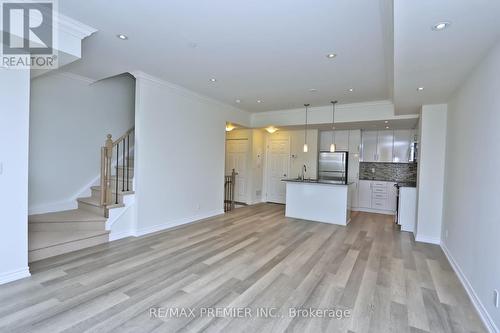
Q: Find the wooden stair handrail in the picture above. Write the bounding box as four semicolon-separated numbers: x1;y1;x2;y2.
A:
100;127;135;209
112;126;135;146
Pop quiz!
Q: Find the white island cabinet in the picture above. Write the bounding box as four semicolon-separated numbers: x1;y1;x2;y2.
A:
283;180;352;226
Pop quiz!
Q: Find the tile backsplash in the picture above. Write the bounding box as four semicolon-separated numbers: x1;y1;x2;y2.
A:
359;162;417;182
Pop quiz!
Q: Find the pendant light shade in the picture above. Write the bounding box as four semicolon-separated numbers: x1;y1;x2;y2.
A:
330;100;338;152
303;103;310;153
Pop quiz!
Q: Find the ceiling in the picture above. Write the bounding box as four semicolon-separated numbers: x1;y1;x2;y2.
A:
58;0;391;112
394;0;500;114
58;0;500;114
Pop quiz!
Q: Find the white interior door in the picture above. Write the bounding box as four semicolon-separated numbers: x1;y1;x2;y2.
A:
225;139;248;203
266;138;290;204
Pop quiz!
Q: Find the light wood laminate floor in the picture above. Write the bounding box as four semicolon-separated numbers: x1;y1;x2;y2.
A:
0;204;486;333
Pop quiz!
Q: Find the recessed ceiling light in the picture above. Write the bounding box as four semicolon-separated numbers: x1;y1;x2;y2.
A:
257;100;262;103
117;34;128;40
385;126;390;129
417;87;424;91
432;22;451;31
309;88;317;93
384;121;389;124
348;88;354;92
209;78;217;82
235;99;241;103
326;53;337;59
225;123;235;132
265;126;278;134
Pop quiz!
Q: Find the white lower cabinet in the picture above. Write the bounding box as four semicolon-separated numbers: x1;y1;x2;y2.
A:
358;180;372;208
357;180;397;215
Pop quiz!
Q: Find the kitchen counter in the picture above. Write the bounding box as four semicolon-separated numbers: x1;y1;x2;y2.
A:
359;178;416;188
283;180;353;226
396;181;417;188
282;178;353;186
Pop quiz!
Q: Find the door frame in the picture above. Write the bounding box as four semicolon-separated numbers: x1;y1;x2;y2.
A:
263;135;291;203
225;137;249;204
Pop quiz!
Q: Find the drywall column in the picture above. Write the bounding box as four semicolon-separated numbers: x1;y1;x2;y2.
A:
415;104;447;244
132;71;251;236
441;41;500;331
0;68;31;284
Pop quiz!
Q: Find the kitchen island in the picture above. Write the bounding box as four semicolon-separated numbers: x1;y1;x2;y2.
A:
283;179;352;226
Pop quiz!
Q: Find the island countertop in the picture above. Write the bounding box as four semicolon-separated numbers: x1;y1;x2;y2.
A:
281;178;353;186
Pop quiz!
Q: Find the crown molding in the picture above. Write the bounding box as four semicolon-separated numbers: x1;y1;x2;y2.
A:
131;71;250;115
54;13;97;39
55;72;96;84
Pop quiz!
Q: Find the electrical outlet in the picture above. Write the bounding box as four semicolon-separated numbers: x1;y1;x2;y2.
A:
494;289;499;308
445;229;449;239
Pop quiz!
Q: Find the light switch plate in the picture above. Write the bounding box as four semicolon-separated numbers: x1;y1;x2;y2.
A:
494;289;499;308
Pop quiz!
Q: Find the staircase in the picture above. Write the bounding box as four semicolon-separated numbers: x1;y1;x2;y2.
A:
28;128;135;262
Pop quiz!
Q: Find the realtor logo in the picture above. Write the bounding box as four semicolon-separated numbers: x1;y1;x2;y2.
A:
1;0;58;69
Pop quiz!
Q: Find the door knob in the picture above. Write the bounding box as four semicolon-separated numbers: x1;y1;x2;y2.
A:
283;174;287;177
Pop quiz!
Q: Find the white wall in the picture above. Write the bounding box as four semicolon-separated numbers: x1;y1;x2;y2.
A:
0;68;31;284
251;130;266;203
132;72;251;235
29;73;135;214
442;41;500;332
415;104;447;244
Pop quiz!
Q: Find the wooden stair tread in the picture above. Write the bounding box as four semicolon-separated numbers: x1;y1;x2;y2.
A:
29;230;110;251
29;209;106;223
77;196;124;209
90;186;135;195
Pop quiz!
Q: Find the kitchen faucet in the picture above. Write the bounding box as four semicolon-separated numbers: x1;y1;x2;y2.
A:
301;164;307;180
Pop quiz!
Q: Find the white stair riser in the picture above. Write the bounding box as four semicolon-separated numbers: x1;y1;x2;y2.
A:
29;234;109;262
29;221;106;231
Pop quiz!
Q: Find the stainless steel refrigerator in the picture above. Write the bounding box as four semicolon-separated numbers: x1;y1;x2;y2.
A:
318;151;349;184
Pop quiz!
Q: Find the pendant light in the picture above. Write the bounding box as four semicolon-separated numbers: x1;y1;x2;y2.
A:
303;104;310;152
330;101;338;152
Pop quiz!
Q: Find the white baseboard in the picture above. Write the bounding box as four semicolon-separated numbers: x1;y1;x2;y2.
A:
0;267;31;285
353;207;395;216
132;209;224;238
441;244;499;333
415;234;441;245
109;229;134;242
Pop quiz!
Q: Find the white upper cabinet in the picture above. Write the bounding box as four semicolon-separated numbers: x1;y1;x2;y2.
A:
319;131;332;151
319;130;349;152
361;129;417;163
377;130;394;162
393;129;412;163
348;130;361;182
348;129;361;154
361;131;378;162
334;130;349;151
